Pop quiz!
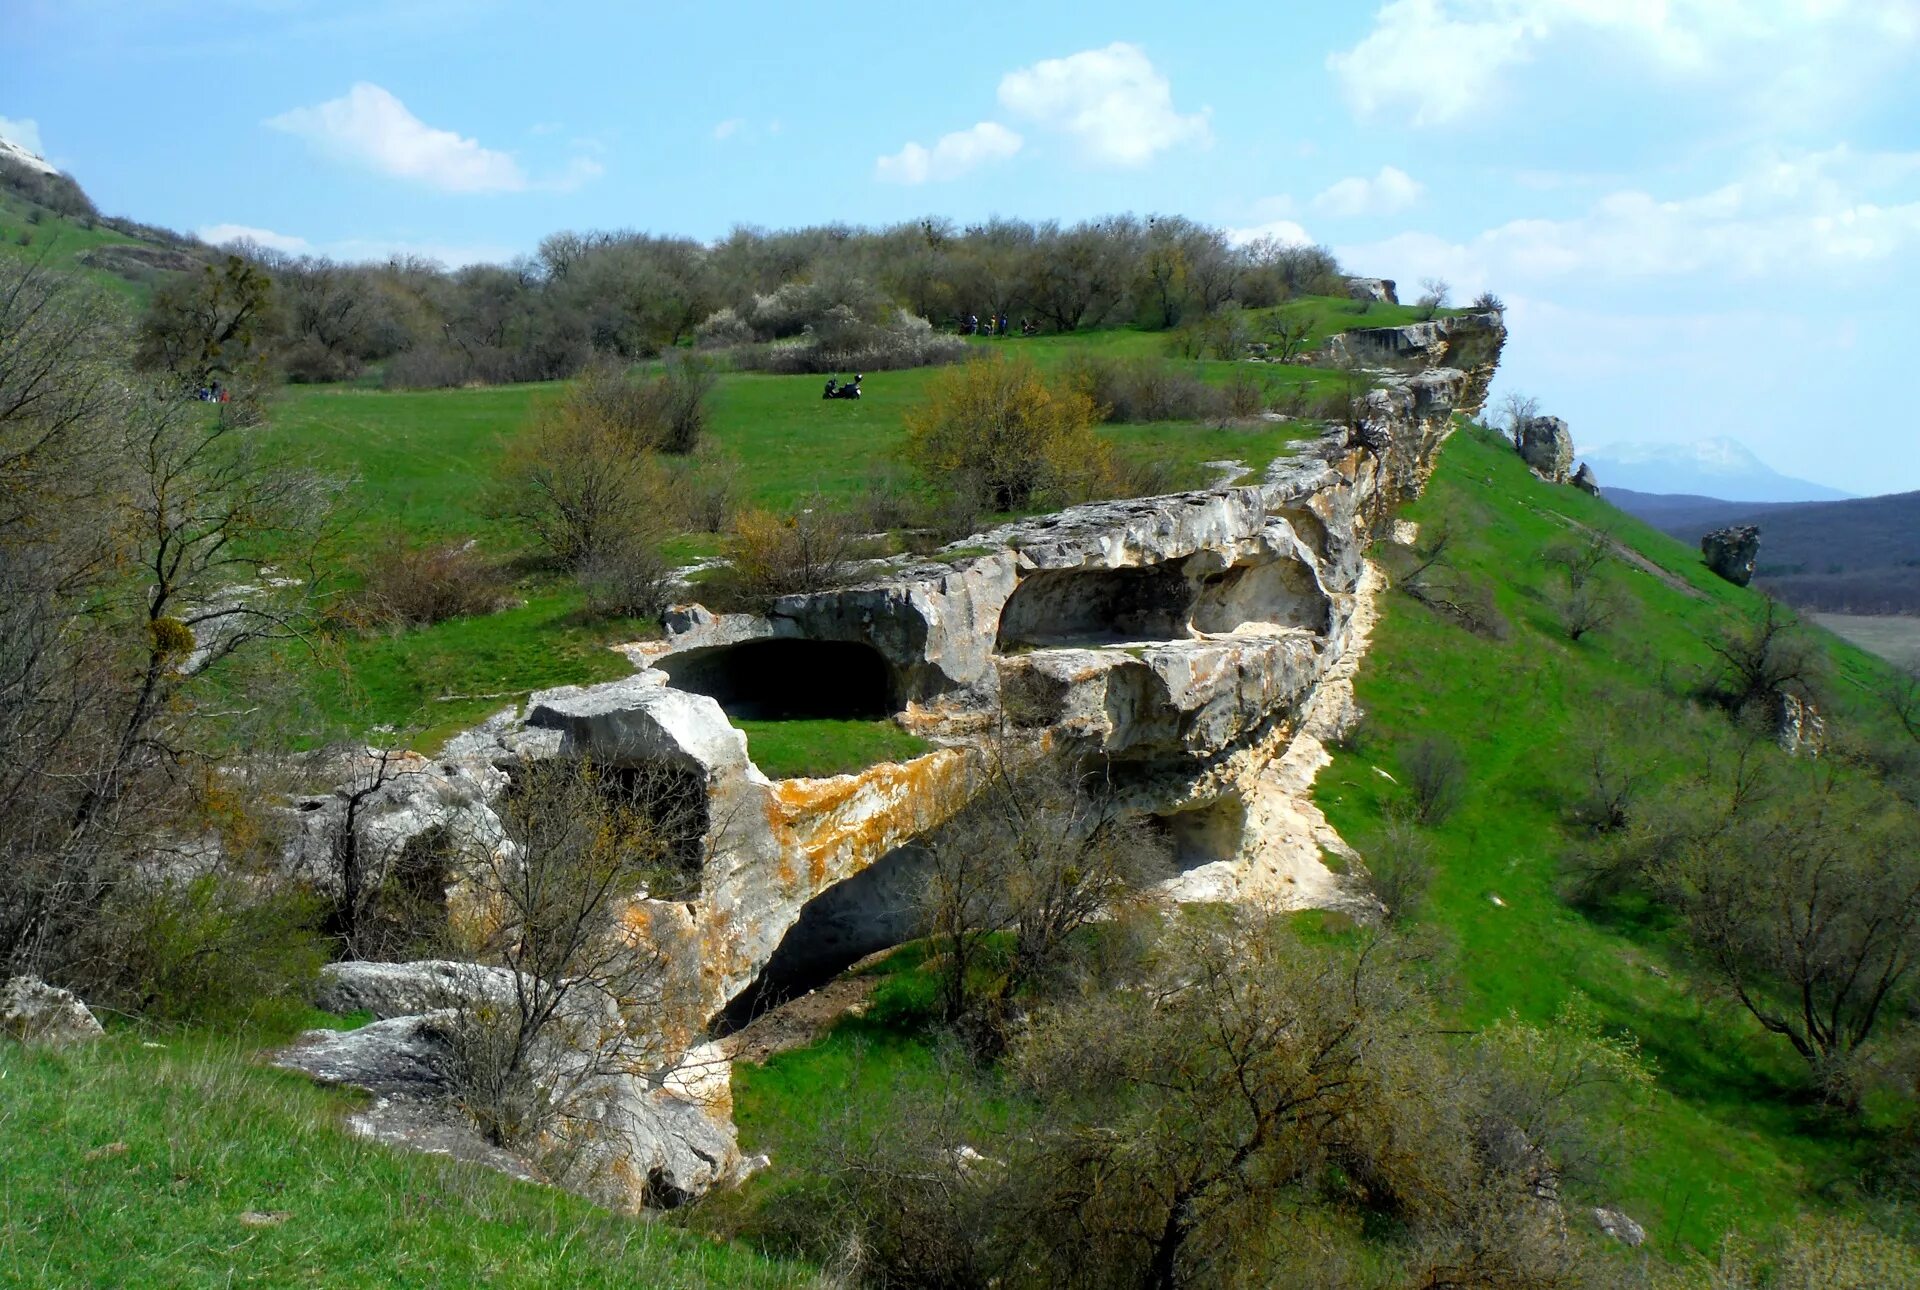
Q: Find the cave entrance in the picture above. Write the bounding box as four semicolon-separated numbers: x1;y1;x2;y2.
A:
710;843;930;1034
656;638;896;721
1145;796;1247;872
995;562;1197;651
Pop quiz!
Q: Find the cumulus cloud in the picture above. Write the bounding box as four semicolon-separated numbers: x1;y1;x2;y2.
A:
1330;0;1920;127
876;121;1023;185
1314;166;1425;216
997;42;1209;166
1336;147;1920;294
266;83;531;193
197;223;313;253
1224;218;1315;249
0;115;46;156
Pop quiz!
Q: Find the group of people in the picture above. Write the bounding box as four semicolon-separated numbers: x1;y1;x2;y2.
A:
193;382;231;403
958;312;1040;337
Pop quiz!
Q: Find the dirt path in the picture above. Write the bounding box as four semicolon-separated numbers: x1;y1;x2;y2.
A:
717;975;881;1066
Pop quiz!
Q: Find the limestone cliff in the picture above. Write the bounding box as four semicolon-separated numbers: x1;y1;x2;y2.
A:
287;311;1506;1205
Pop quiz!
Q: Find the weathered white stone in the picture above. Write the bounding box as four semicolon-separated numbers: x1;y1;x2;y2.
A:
2;975;105;1047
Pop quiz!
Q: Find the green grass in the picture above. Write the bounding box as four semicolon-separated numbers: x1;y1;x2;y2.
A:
1312;425;1908;1254
0;1023;811;1288
257;333;1355;742
0;194;155;299
731;718;934;780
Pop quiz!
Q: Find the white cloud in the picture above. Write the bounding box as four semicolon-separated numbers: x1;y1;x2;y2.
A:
1314;165;1425;216
1330;0;1920;127
997;43;1209;166
1336;147;1920;296
1225;218;1315;249
266;83;529;193
0;115;46;156
876;121;1023;185
712;118;743;141
197;223;312;254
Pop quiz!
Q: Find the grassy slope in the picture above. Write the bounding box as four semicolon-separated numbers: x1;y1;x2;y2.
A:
723;425;1914;1269
0;1023;809;1288
1315;425;1906;1253
259;325;1340;752
0;192;160;300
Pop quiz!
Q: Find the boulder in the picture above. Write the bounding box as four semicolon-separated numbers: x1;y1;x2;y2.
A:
275;976;744;1210
1345;276;1398;305
1571;462;1601;496
2;975;105;1047
1702;524;1760;587
1592;1206;1647;1247
314;959;520;1020
1516;416;1575;484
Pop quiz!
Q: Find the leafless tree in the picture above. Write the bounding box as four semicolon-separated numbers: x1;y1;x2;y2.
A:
1497;391;1542;449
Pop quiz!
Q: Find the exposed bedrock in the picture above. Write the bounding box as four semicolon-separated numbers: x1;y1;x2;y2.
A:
289;334;1500;1203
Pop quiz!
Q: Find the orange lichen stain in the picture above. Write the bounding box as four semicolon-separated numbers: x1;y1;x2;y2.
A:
765;747;979;897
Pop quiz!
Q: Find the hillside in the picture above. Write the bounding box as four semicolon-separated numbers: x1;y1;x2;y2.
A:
0;148;209;298
1608;485;1920;615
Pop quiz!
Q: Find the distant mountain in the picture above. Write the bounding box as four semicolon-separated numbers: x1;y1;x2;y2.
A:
1607;486;1920;615
1583;437;1852;503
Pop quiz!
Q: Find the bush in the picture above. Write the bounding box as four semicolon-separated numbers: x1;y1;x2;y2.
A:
721;501;860;608
724;308;969;375
577;530;674;619
492;376;680;568
566;354;715;456
907;356;1115;512
1061;354;1225;424
1365;816;1434;920
347;536;511;629
90;870;328;1024
1403;734;1468;825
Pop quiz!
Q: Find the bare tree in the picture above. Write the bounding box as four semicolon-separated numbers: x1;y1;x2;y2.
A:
1544;535;1623;642
920;742;1169;1036
1703;598;1823;717
1497;391;1542;449
448;756;697;1149
1416;277;1452;320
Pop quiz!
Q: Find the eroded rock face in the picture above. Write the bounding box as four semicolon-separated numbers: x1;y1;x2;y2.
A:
1345;276;1399;304
280;961;743;1210
283;323;1503;1205
1703;524;1761;586
2;975;104;1047
1517;416;1575;484
1321;311;1507;409
1571;462;1601;496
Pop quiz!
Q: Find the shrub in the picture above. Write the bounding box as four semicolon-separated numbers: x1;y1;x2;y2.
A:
1404;734;1469;825
577;530;674;619
723;501;860;607
1365;816;1434;921
1062;354;1225;424
908;356;1115;512
493;382;679;569
677;450;744;534
348;536;510;629
91;870;328;1024
566;354;715;456
724;308;968;375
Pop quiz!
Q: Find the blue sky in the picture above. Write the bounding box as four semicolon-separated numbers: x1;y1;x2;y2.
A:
8;0;1919;494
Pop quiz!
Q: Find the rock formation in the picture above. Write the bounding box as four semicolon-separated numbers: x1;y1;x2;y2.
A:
1571;462;1600;496
1344;276;1398;305
283;311;1505;1205
3;976;105;1047
1701;524;1760;586
1516;416;1575;484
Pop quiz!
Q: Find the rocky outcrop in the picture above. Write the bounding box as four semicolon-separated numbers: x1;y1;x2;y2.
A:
1702;524;1760;586
1773;691;1826;757
1571;462;1601;496
2;976;105;1047
1517;416;1575;484
1321;312;1507;411
283;317;1504;1205
1345;276;1398;305
281;960;743;1210
1592;1207;1647;1247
